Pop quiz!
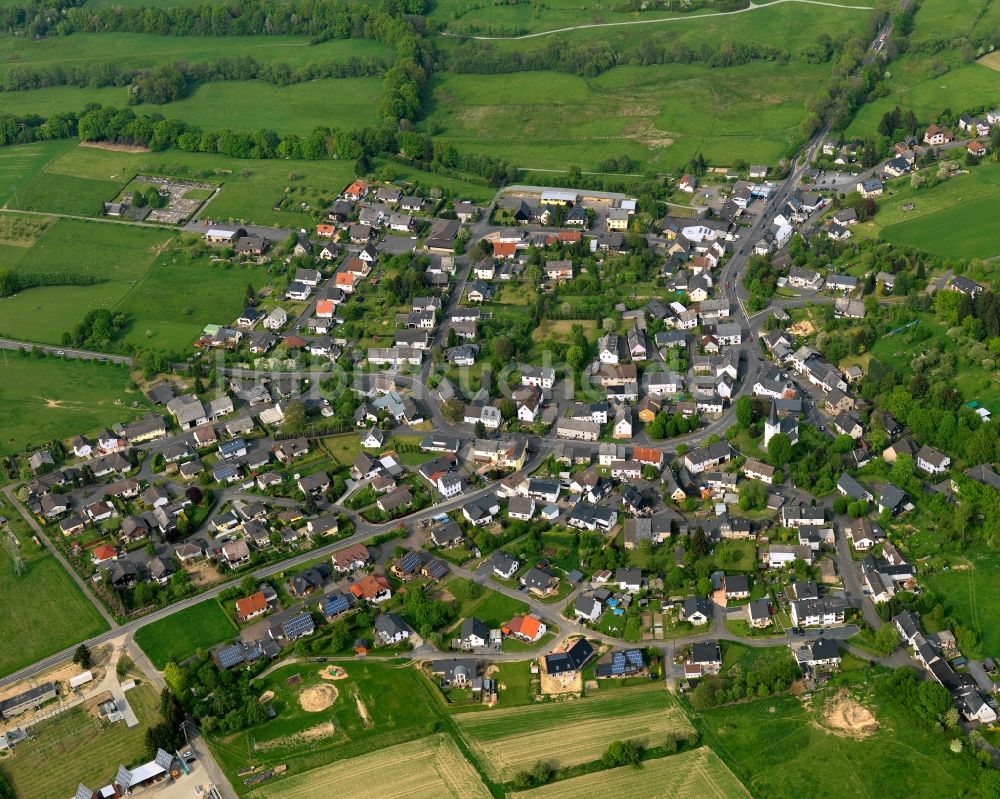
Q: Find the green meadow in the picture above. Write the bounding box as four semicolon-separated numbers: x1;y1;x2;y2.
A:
426;61;831;170
855;162;1000;261
697;693;981;799
135;598;238;669
0;498;110;676
924;551;1000;658
0;355;149;455
115;244;272;354
0;78;383;137
0;33;390;75
0;218;171;344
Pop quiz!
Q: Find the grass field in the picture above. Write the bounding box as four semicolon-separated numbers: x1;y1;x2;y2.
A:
697;693;980;799
0;211;54;248
35;144;356;228
426;60;832;170
0;33;390;75
134;598;237;669
9;170;122;216
924;551;1000;657
0;498;109;677
209;660;439;788
435;0;869;41
114;245;272;353
1;682;161;799
845;56;1000;139
1;78;383;136
0;140;79;208
509;746;750;798
0;356;149;455
866;161;1000;260
454;684;693;781
246;734;491;799
0;218;172;344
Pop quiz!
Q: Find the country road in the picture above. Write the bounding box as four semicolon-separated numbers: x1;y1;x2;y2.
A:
441;0;875;40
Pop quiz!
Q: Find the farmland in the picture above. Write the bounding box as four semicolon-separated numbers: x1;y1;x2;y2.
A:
245;734;491;799
1;78;383;137
0;682;162;799
0;218;172;345
0;498;109;676
134;598;238;669
0;33;390;75
454;684;694;782
856;160;1000;259
697;693;981;799
427;61;835;171
509;746;750;798
0;139;79;208
0;356;149;456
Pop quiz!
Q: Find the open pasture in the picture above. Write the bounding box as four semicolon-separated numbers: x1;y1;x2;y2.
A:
0;139;78;208
698;694;981;799
0;33;390;75
924;550;1000;658
845;56;1000;139
426;61;833;170
114;243;271;354
0;498;110;676
1;78;383;137
509;746;750;798
0;356;148;456
435;0;870;40
246;734;491;799
454;684;693;781
0;218;172;345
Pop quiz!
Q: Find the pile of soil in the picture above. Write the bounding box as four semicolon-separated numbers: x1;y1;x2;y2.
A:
299;683;338;712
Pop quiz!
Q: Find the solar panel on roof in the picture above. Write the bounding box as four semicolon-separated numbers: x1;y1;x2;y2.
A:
323;595;350;616
284;613;315;638
626;650;644;668
216;644;246;669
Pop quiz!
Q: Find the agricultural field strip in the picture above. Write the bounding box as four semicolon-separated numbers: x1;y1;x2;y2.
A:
246;734;491;799
509;747;751;798
454;687;693;781
443;0;873;39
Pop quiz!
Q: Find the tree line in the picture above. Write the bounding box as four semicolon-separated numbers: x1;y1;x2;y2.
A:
0;269;104;297
0;0;428;39
1;54;388;100
447;37;784;78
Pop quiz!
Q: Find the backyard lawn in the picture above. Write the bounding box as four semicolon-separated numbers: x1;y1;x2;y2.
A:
0;356;149;456
0;499;109;677
134;598;238;669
